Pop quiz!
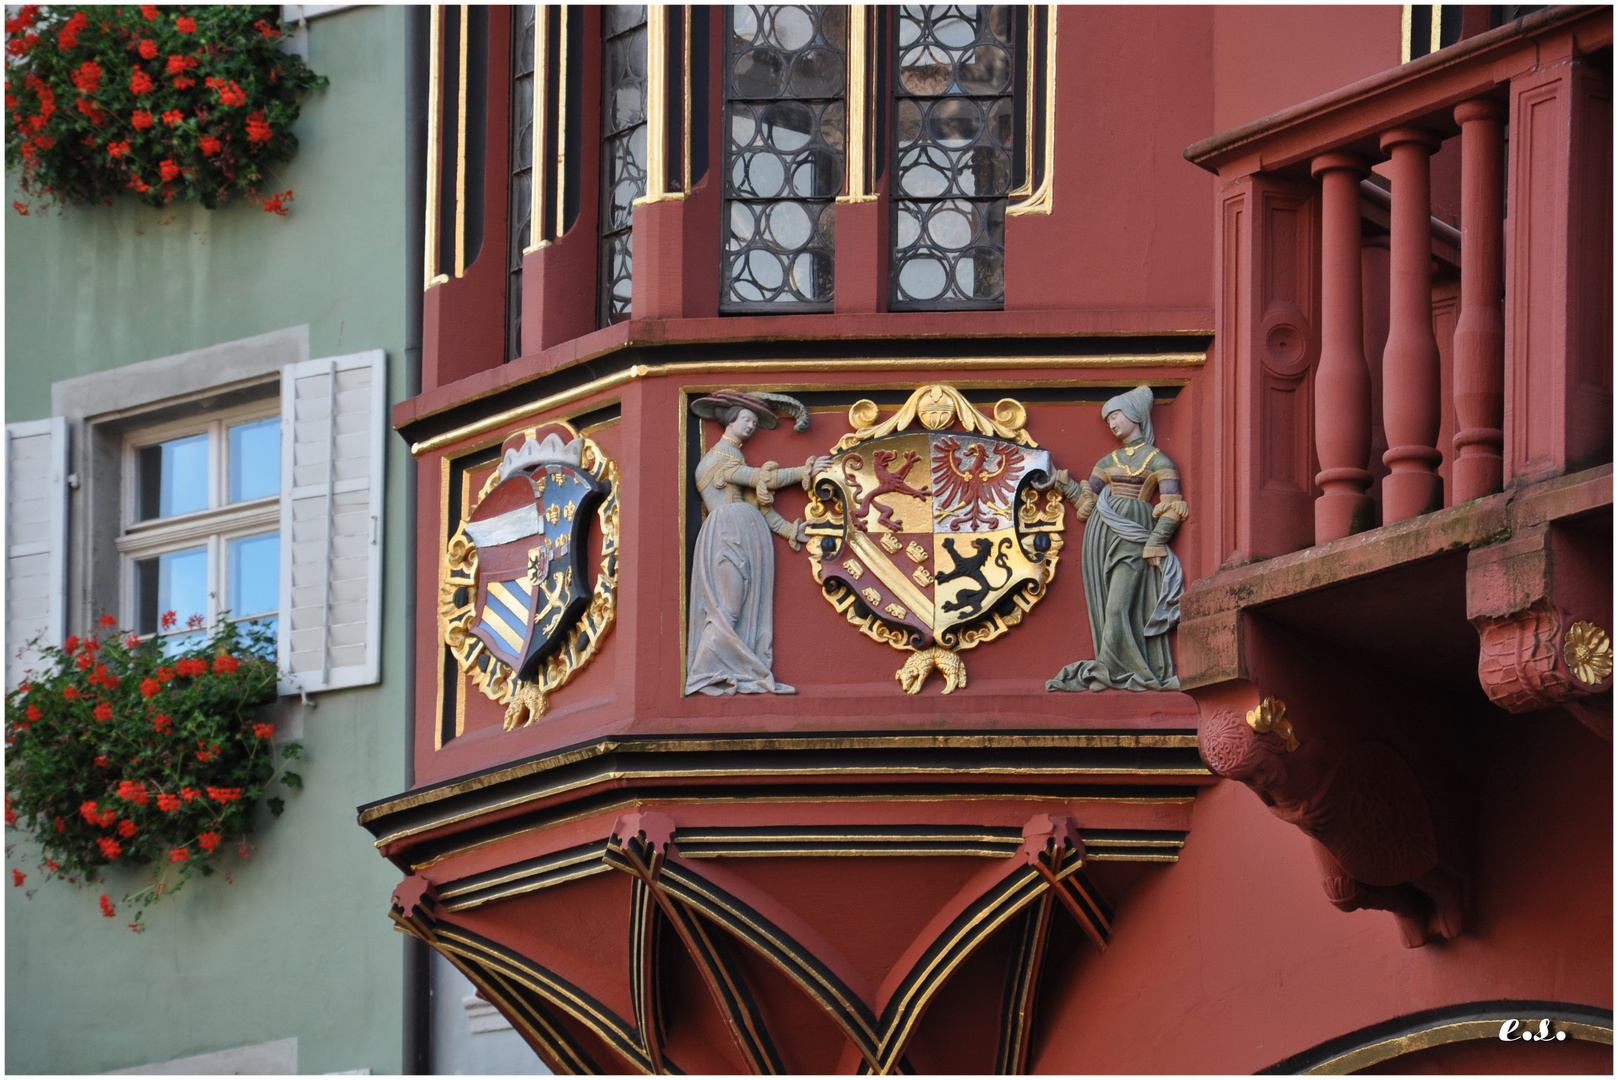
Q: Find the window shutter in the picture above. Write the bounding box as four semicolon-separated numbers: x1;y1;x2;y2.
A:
278;350;386;694
5;418;68;690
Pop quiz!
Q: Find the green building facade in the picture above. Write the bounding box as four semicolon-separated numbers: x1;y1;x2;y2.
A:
5;7;408;1073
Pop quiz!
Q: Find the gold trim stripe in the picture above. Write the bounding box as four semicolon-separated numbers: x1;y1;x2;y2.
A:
369;731;1202;820
453;5;470;277
424;6;449;289
1006;5;1057;217
407;353;1207;455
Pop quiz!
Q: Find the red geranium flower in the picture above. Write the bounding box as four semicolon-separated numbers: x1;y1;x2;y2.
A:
64;635;79;654
44;858;59;873
56;10;88;51
161;109;182;126
261;189;294;216
71;60;101;93
165;55;192;75
98;613;117;628
245;111;272;143
213;654;239;675
25;704;41;722
254;18;280;39
152;712;173;734
62;685;80;701
198;134;221;155
198;831;221;854
168;848;189;863
138;39;157;59
160;609;178;629
117;780;149;805
99;892;116;917
11;869;23;887
156;793;181;812
97;836;122;859
129;70;154;95
93;701;113;722
116;819;137;838
176;16;196;34
139;677;161;698
253;722;275;739
158;159;179;181
180;787;201;802
131;110;154;130
171;76;195;89
93;754;109;768
140;6;160;21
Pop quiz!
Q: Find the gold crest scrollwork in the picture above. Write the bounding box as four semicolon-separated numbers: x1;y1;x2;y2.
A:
439;430;620;729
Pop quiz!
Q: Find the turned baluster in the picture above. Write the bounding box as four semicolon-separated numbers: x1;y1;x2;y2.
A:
1451;99;1507;503
1378;128;1445;522
1312;152;1376;541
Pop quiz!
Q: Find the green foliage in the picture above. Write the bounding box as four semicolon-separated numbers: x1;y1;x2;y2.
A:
4;4;327;215
4;616;304;924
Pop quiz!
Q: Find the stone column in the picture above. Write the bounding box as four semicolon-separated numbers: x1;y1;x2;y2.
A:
1378;128;1444;522
1311;152;1375;541
1451;99;1507;503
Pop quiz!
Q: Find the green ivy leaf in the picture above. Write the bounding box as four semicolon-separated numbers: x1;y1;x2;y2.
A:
280;771;302;790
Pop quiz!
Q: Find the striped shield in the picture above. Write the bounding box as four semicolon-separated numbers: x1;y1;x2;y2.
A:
466;460;605;681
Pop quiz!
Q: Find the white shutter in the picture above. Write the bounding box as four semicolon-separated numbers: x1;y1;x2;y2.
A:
278;350;386;693
6;418;68;690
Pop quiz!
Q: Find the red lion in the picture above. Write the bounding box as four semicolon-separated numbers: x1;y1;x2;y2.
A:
931;437;1020;531
843;449;931;532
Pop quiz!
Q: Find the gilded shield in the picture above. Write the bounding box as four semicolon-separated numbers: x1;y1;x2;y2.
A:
804;386;1065;692
441;426;620;729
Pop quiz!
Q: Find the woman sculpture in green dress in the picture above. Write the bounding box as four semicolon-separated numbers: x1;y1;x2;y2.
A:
1046;386;1189;692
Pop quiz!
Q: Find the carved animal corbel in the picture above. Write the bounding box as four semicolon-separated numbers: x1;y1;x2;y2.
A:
1199;701;1469;948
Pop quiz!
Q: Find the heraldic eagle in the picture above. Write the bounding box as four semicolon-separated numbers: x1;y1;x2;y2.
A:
931;436;1021;531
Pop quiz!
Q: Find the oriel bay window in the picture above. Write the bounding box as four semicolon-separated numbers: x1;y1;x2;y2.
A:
119;408;282;654
722;4;847;311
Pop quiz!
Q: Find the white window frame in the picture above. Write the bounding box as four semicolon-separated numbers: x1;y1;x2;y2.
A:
116;401;283;643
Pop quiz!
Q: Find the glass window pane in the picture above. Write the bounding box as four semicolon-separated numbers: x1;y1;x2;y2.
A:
228;533;279;619
721;5;845;312
228;418;281;503
135;546;208;635
137;433;209;520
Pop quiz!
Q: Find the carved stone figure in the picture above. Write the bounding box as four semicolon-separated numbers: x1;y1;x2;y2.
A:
1199;701;1469;948
686;391;830;696
1047;386;1188;692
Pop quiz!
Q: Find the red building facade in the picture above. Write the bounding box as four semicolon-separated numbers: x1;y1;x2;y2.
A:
364;6;1612;1072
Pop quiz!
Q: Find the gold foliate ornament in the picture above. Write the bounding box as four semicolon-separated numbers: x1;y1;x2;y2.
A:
1564;621;1613;687
1246;696;1298;752
804;385;1064;695
440;425;620;731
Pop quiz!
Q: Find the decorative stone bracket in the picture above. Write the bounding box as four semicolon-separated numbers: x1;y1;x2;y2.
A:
1468;521;1613;738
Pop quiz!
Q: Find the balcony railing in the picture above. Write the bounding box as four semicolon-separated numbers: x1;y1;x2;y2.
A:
1187;5;1612;564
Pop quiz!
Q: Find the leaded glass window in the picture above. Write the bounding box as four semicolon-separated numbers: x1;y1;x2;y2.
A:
890;5;1014;311
507;5;536;360
599;6;648;326
722;5;847;312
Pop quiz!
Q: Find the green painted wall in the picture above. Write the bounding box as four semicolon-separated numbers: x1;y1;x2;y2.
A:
5;7;409;1074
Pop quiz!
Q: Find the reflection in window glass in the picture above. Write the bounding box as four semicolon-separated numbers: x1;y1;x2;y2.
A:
228;418;280;503
135;546;207;635
228;532;279;619
598;6;649;326
891;4;1013;310
137;433;209;520
722;5;846;311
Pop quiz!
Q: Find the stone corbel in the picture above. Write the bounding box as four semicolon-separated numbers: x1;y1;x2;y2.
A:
1197;684;1469;949
1468;522;1613;738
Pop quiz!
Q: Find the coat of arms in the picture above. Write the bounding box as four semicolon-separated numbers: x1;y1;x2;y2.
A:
441;424;620;729
804;385;1065;694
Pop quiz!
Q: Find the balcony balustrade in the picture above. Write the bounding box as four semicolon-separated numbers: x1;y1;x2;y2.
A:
1187;5;1611;561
